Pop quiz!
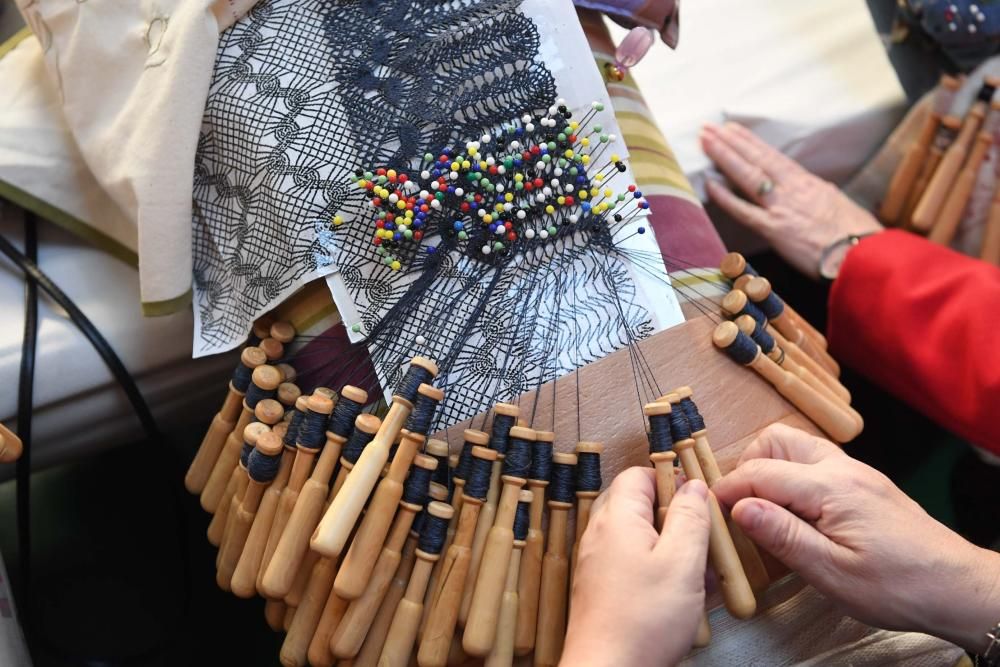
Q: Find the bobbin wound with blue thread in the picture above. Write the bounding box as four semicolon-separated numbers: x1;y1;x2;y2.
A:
426;439;451;489
548;452;577;506
340;413;382;472
413;482;449;538
245;364;282;409
276;381;301;410
296;393;335;451
720;251;758;281
713;321;761;366
283;398;308;452
644;402;679;529
489;403;519;457
465;445;498;501
643;401;674;454
395;356;440;406
504;426;535;480
736;314;777;358
744;276;785;321
328;385;368;438
248;429;284;483
722;289;767;328
513;489;533;543
402;454;438;508
418;500;455;556
232;346;267;394
405;383;444;436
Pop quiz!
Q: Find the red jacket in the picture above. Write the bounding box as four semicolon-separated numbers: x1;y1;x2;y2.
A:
828;229;1000;454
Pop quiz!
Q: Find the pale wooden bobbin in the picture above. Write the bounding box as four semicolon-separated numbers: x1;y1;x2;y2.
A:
879;74;961;225
569;441;603;588
201;363;283;512
231;421;295;598
262;391;369;601
251;315;275;343
733;316;863;436
930;129;994;246
313;357;439;557
185;346;267;494
259;337;285;364
331;454;439;658
732;274;752;293
458;404;519;627
912;100;988;232
484;489;533;667
260;391;337;599
277;363;298;385
378;499;454;667
721;289;848;404
418;446;497;667
216;430;284;590
336;400;439;599
719;251;751;281
281;554;341;667
276;381;302;409
514;429;552;657
901;114;963;226
270;320;296;345
463;426;534;656
0;422;23;464
358;483;448;667
265;598;287;632
210;399;284;548
534;452;577;667
643;402;677;531
743;277;838;377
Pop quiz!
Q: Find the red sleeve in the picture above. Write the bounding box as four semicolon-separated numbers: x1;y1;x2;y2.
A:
827;229;1000;454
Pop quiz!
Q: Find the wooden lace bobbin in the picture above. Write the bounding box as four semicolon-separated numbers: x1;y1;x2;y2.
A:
277;382;302;410
0;422;23;463
420;432;487;641
982;183;1000;265
569;441;603;587
217;431;285;590
304;530;360;667
425;438;452;491
712;322;860;444
458;403;519;626
201;364;283;512
534;452;577;667
313;356;439;557
418;446;497;667
270;320;296;345
673;386;769;594
336;384;443;600
262;388;367;600
259;337;285;364
484;490;532;667
231;421;296;598
353;483;448;667
250;315;276;345
733;316;863;436
265;599;288;632
929;129;994;246
378;500;454;667
463;426;533;656
912;94;990;232
331;454;438;658
185;346;267;494
732;274;752;293
277;364;298;386
719;253;827;352
901;113;963;226
721;290;849;404
879;74;961;225
513;429;552;656
260;392;337;598
212;399;285;549
662;394;756;620
743;277;838;377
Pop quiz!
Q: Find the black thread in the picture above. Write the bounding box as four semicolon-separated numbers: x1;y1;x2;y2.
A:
418;512;450;555
405;391;440;436
248;447;282;482
669;409;692;442
647;413;674;453
232;362;253;393
530;440;553;481
329;394;364;438
431;451;450;488
240;440;253;468
341;426;372;465
465;455;493;500
412;507;428;536
296;408;328;450
489;413;517;456
396;364;433;405
284;409;306;448
402;465;434;506
550;459;576;503
576;452;602;492
513;499;530;541
454;440;475;481
245;383;275;408
679;397;706;433
503;435;531;479
722;330;759;366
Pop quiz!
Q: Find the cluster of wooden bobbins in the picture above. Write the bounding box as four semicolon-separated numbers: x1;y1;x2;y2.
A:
643;387;769;646
879;74;1000;263
183;317;610;666
712;253;863;444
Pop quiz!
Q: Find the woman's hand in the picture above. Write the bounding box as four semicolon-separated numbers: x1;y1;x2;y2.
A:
700;122;884;278
713;424;1000;653
562;468;711;667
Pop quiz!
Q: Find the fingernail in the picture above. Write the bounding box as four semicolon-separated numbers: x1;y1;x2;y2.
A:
740;501;764;530
703;121;720;132
679;478;708;499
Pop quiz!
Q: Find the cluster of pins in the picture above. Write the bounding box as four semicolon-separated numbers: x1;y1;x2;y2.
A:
348;100;650;270
184;322;605;666
711;253;863;444
643;387;770;646
880;74;1000;263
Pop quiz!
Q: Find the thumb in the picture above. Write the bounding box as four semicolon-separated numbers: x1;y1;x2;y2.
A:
656;479;711;582
731;497;831;573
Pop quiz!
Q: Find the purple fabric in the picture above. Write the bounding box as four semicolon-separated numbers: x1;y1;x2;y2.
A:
646;194;727;270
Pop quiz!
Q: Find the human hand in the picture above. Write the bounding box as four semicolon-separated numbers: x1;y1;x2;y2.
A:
562;468;711;667
700;122;884;279
713;423;1000;653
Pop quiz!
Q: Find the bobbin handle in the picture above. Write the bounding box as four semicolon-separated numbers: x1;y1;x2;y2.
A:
484;548;522;667
200;408;254;512
776;351;863;434
514;490;546;656
308;582;350;667
262;477;328;599
216;486;263;591
418;545;473;667
769;325;850;404
231;485;283;599
773;315;838;378
650;452;676;530
879;113;942;224
313;400;410;557
279;556;337;667
380;595;425;667
929;131;993;246
534;507;570;667
185;385;243;493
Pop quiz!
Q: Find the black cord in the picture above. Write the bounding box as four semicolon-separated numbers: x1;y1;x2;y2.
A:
15;212;37;645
